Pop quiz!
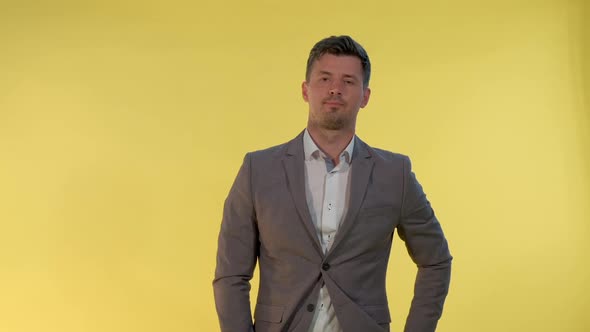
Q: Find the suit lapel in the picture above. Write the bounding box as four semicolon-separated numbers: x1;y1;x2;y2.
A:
327;138;374;258
282;131;323;255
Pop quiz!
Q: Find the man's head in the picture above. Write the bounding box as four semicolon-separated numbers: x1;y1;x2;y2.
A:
305;35;371;88
303;35;371;132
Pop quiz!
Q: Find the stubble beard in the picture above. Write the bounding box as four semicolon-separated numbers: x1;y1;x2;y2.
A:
320;113;346;130
309;108;348;131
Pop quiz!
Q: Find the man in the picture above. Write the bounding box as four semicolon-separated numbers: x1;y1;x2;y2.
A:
213;35;452;332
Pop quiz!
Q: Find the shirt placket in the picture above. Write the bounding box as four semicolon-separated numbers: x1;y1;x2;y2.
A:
321;172;337;253
319;155;347;253
308;149;350;332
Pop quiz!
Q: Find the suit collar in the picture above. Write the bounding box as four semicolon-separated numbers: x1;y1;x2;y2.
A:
282;130;323;254
282;130;375;257
286;129;370;158
327;137;374;257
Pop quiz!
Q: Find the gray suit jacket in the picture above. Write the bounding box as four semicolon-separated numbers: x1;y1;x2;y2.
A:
213;131;452;332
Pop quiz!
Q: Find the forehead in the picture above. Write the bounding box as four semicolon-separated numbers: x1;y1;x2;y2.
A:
310;54;363;77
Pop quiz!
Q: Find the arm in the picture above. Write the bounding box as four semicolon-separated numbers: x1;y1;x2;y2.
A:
397;156;452;332
213;153;258;332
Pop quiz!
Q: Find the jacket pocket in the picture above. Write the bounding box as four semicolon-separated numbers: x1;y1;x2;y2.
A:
254;303;284;323
362;304;391;324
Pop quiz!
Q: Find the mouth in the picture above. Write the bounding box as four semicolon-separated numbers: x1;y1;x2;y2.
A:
323;100;344;107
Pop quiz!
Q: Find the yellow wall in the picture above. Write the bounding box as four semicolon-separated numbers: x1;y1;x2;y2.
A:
582;0;590;178
0;0;588;331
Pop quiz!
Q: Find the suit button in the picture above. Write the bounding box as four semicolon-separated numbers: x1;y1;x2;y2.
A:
307;304;315;312
322;263;330;271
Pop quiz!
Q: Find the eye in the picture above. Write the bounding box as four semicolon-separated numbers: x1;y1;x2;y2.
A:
345;80;354;85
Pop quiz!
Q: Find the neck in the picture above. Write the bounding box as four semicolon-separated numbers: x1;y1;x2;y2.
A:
306;125;354;165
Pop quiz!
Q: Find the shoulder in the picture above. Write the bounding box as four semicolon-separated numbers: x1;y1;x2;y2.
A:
248;142;288;160
368;146;409;163
243;131;303;165
246;141;290;166
359;138;410;165
357;139;416;177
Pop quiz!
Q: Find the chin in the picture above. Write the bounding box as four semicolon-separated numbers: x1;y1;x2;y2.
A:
321;121;346;131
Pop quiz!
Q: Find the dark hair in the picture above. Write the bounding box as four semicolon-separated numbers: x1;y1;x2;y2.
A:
305;35;371;87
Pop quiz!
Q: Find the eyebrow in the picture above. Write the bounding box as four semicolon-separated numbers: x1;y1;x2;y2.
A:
318;71;359;80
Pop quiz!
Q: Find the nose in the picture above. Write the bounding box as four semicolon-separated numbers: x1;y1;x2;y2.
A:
329;86;342;95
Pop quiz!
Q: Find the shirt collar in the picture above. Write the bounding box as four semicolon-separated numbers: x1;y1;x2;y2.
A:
303;129;355;164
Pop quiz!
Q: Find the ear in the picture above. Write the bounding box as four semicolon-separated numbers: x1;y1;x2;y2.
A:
360;87;371;108
302;81;309;102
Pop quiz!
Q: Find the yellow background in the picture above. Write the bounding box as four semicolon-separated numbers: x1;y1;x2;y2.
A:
1;0;589;331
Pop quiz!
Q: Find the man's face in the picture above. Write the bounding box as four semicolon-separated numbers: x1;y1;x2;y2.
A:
302;53;371;131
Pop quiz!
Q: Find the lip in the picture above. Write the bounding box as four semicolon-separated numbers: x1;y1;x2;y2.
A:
324;101;344;106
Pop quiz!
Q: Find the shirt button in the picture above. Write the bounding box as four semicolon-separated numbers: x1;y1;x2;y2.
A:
307;304;315;312
322;263;330;271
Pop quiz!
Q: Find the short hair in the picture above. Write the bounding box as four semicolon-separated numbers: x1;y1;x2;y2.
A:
305;35;371;88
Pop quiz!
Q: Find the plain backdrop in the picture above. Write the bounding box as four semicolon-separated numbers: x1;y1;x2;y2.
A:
0;0;589;331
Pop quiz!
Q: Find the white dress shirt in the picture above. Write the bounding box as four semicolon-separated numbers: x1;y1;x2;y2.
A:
303;129;354;332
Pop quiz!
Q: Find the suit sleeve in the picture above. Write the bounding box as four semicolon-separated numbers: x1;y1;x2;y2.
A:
213;153;258;332
397;156;452;332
